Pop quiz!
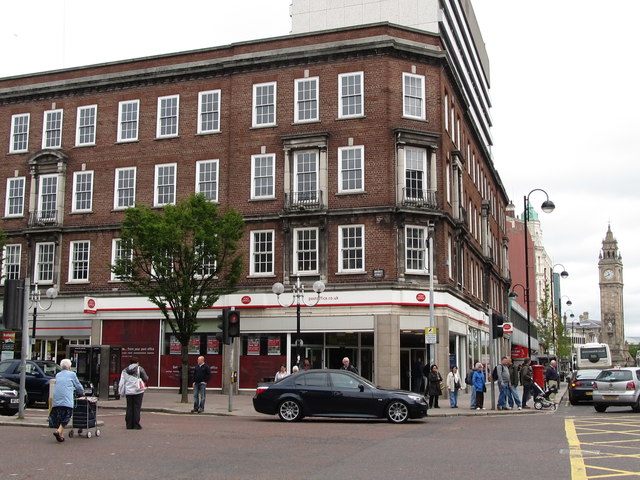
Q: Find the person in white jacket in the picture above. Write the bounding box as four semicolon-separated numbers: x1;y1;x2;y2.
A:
446;365;462;408
118;356;149;430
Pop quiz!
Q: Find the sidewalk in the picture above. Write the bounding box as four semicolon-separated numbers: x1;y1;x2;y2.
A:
0;383;566;428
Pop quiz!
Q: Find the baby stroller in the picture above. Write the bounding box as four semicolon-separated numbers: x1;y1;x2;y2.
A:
532;382;557;410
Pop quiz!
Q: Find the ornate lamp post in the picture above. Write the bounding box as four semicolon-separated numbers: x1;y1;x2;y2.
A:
523;189;555;355
29;283;58;359
272;276;325;368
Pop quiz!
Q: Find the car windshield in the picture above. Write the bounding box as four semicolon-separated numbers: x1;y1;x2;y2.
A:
597;370;632;382
576;370;600;380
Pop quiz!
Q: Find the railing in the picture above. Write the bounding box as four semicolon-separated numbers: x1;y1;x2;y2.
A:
28;210;60;227
401;188;438;209
285;191;324;210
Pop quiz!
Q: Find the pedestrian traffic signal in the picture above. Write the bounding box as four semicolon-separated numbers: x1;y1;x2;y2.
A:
3;279;24;330
216;308;230;345
492;312;504;339
228;309;240;338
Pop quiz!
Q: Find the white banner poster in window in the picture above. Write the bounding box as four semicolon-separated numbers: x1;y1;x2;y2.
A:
268;336;280;355
248;336;260;355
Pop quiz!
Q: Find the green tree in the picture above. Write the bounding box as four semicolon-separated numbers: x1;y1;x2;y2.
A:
536;280;554;354
111;194;244;402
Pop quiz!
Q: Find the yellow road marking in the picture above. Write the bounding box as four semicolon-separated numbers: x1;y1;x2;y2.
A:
565;418;588;480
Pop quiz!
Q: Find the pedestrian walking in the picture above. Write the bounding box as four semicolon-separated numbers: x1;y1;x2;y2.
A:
340;357;359;374
119;356;149;430
49;358;84;442
446;365;462;408
507;357;522;410
466;365;477;409
426;364;443;408
496;356;511;410
191;356;211;413
472;363;486;410
545;359;560;402
275;364;289;382
520;357;533;408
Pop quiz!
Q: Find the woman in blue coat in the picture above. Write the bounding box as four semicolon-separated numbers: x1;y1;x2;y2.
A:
50;358;84;442
472;362;486;410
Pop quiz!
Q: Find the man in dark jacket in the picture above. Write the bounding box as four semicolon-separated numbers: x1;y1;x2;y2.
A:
507;357;522;410
192;356;211;413
545;359;559;403
340;357;359;374
520;357;533;408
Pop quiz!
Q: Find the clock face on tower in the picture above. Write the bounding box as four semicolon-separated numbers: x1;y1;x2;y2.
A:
604;269;614;280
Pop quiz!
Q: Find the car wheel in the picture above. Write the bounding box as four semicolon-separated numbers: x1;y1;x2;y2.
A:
594;404;607;413
386;400;409;423
631;400;640;413
278;399;302;422
569;395;578;406
0;409;17;416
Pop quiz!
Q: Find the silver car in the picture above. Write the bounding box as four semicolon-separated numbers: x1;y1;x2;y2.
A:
592;367;640;412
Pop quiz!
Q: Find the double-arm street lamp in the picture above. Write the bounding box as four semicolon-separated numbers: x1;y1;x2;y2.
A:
29;283;58;359
549;264;570;354
522;189;556;355
272;275;326;368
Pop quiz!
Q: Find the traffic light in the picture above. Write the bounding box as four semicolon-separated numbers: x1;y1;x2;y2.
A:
491;312;504;339
3;279;25;330
216;308;230;345
228;309;240;338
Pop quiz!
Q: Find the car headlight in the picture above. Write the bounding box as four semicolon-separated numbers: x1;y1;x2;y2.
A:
407;395;425;402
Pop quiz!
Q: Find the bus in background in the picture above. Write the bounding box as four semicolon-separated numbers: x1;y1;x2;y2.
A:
576;343;612;370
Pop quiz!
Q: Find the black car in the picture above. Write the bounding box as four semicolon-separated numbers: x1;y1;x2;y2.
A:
0;375;20;416
0;359;93;405
568;369;601;405
253;369;428;423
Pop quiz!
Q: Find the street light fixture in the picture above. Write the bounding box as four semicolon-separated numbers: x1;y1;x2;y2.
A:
523;189;555;356
272;275;325;368
29;283;58;359
549;264;569;355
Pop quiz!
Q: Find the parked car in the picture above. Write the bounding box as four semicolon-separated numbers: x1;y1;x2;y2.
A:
0;375;20;416
568;369;601;405
592;367;640;412
253;369;428;423
0;359;93;406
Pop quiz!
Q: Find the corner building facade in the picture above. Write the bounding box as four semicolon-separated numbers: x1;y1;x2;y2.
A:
0;5;510;390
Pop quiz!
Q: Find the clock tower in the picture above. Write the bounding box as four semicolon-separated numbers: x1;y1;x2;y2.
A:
598;225;630;365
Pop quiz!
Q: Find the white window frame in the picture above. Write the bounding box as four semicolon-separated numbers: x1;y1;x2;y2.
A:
252;82;277;127
156;94;179;138
338;145;364;193
194;243;217;280
110;238;132;281
154;163;177;206
5;176;25;217
114;167;137;210
293;227;319;275
9;113;29;153
293;150;318;203
117;100;139;142
338;72;364;118
37;174;58;223
72;170;94;213
75;105;97;146
250;230;274;277
34;242;55;284
402;73;425;120
197;90;221;134
1;244;22;283
251;153;275;200
405;225;428;274
195;159;219;202
294;77;319;123
404;146;428;201
338;224;365;273
42;109;63;149
68;240;90;283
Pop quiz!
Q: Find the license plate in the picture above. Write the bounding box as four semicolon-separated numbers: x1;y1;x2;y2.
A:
10;398;19;404
585;392;592;396
603;395;618;400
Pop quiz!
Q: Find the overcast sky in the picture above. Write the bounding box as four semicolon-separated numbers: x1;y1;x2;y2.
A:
2;1;638;338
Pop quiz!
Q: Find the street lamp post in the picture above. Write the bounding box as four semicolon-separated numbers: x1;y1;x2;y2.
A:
29;283;58;359
508;283;526;353
549;264;569;354
563;310;576;369
523;189;555;356
272;275;326;368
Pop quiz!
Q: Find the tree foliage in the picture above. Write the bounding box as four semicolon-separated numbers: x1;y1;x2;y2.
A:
111;194;244;401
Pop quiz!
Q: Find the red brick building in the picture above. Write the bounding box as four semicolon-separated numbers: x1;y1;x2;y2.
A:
0;19;509;390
